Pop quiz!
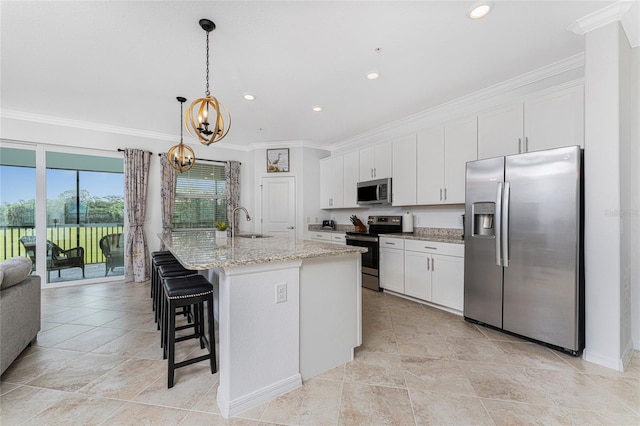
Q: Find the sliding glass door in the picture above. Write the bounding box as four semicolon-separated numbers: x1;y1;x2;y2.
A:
0;147;37;267
0;144;124;285
45;152;124;283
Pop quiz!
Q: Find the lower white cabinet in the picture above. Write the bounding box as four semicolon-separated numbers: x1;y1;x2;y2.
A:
379;237;404;293
381;237;464;312
308;231;346;245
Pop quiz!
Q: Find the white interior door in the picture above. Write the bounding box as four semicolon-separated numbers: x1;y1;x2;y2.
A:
261;176;296;237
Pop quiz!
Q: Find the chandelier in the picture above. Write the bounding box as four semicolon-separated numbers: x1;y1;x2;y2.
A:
168;96;195;172
185;19;231;146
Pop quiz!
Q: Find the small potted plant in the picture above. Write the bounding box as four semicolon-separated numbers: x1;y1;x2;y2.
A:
215;221;228;240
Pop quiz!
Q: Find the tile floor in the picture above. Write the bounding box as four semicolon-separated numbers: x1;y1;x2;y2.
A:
1;280;639;425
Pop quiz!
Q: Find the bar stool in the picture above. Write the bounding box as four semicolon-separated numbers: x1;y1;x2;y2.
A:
162;275;216;388
151;251;178;302
156;263;197;330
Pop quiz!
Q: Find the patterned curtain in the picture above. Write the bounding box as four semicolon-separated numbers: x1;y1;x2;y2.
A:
123;149;151;282
159;153;178;249
225;161;241;235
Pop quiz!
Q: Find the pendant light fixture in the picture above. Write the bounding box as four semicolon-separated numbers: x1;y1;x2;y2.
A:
168;97;195;172
185;19;231;146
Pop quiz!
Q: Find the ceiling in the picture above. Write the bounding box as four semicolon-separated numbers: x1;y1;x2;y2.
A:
0;1;614;150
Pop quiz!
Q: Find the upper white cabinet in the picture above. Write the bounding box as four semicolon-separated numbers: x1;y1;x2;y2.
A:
416;125;444;205
443;116;478;204
342;151;360;208
392;134;417;206
359;143;392;181
478;85;584;159
416;116;477;205
320;156;344;209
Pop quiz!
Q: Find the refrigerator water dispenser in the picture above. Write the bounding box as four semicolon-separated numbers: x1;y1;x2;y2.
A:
472;202;495;238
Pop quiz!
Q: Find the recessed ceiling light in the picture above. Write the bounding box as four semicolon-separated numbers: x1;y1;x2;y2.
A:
312;106;323;112
366;71;380;80
468;1;493;19
243;93;255;101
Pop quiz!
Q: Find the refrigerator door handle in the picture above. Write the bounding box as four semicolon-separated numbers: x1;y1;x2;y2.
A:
502;181;511;268
495;182;503;266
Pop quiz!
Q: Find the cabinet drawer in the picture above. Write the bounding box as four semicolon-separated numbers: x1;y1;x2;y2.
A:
310;232;331;241
330;233;346;244
379;237;404;249
404;239;463;257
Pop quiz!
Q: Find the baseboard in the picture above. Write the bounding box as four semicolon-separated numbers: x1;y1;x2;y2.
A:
582;348;625;371
217;373;302;418
620;339;635;371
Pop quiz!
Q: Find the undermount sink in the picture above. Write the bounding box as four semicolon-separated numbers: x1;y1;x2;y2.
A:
236;234;270;239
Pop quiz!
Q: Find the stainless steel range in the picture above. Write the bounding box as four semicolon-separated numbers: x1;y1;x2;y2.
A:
345;215;403;291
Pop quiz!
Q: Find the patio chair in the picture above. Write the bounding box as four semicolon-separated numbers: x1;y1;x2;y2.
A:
19;237;85;280
100;233;124;276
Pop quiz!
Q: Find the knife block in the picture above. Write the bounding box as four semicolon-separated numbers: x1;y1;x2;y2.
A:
353;220;367;233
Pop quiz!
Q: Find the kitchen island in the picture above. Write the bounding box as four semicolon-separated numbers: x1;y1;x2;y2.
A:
159;231;366;418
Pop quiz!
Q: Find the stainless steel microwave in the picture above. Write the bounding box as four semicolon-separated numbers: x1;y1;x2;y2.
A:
357;178;392;205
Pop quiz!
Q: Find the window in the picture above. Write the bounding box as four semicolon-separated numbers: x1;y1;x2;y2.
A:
173;162;227;230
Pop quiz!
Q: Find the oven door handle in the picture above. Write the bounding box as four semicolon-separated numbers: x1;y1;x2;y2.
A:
345;235;378;243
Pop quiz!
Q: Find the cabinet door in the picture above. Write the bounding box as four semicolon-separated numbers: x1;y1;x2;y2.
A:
320;156;343;209
431;254;464;311
404;250;431;301
379;247;404;293
392;134;417;206
343;151;360;208
443;116;477;204
416;125;444;205
374;143;392;179
359;147;375;181
478;102;523;159
525;85;584;152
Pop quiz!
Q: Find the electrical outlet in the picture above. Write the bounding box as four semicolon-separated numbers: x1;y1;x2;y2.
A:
276;282;287;303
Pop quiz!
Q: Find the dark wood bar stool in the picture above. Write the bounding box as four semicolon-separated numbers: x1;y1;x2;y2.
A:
156;264;197;331
151;252;177;307
162;275;216;388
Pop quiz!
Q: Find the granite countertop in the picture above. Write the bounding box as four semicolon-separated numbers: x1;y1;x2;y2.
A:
308;224;464;244
159;230;367;270
378;232;464;244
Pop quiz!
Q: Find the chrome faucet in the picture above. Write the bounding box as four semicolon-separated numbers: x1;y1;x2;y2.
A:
230;206;252;237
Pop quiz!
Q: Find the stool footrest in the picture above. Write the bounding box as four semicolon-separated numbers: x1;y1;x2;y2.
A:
174;354;213;370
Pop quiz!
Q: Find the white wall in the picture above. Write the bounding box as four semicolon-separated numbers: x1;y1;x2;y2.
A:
1;116;254;253
251;145;330;239
630;45;640;350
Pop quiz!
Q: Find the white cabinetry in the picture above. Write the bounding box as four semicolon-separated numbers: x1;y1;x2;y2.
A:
359;143;392;181
381;238;464;313
308;231;346;245
379;237;404;293
392;134;417;206
478;85;584;160
342;151;360;208
320;156;344;209
416;116;477;205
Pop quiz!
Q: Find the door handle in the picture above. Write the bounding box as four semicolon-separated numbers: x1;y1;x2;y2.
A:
502;182;511;268
525;137;529;152
439;188;443;200
426;257;430;270
444;188;447;201
431;257;435;271
287;226;294;229
518;138;522;154
495;182;503;266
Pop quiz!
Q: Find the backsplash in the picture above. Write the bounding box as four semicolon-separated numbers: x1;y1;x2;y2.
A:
308;224;463;240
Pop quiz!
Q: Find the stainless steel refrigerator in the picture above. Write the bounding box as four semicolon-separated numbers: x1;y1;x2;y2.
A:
464;145;584;356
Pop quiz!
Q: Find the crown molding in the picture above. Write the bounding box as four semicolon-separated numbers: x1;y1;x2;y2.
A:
1;109;177;141
330;53;585;153
568;1;638;47
250;140;330;152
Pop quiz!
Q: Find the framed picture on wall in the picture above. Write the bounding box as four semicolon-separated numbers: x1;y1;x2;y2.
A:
266;148;289;173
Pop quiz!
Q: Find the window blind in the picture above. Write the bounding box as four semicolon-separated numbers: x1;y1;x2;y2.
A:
173;162;227;229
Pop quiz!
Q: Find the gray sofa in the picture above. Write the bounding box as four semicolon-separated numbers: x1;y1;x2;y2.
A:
0;257;41;375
